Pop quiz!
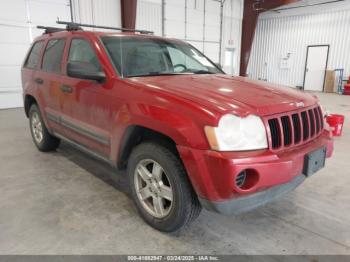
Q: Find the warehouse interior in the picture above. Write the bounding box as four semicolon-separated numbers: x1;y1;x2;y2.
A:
0;0;350;256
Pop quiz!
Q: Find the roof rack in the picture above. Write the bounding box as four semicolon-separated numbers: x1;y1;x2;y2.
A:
37;20;153;35
37;26;66;34
37;22;82;34
56;20;153;34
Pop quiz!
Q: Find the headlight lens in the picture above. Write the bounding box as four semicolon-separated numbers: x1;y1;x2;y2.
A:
205;114;268;151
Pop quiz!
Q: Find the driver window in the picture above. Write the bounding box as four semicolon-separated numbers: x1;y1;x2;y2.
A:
68;39;102;71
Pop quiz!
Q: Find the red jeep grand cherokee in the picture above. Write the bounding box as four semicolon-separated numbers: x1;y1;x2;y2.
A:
21;23;333;232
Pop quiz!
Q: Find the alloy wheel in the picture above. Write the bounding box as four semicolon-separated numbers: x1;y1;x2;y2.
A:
134;159;173;218
31;112;43;143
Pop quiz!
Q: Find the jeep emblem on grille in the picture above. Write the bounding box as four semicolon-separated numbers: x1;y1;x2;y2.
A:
295;102;304;108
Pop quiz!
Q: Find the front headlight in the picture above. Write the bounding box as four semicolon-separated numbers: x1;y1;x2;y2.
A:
204;114;268;151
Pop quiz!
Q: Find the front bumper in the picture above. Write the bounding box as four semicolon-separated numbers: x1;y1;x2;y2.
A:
199;175;305;215
177;130;333;215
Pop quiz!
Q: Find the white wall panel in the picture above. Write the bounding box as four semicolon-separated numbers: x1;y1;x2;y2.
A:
221;0;242;75
204;42;220;63
29;0;71;25
187;22;204;40
0;24;30;44
71;0;121;29
248;8;350;88
187;40;203;52
0;66;22;88
204;24;220;41
136;0;243;67
0;0;71;109
0;93;23;109
0;0;122;109
0;0;27;22
0;43;28;66
187;6;204;41
136;0;162;36
164;0;186;39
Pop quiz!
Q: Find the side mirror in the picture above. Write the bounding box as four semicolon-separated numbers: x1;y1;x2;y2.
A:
67;61;106;82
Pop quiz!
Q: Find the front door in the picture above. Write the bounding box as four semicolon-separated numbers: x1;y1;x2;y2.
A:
59;37;113;158
303;45;329;92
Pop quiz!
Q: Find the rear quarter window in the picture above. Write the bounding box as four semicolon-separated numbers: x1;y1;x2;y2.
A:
24;41;44;69
42;39;66;74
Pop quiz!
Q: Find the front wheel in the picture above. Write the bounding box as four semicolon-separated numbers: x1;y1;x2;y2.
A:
128;142;201;232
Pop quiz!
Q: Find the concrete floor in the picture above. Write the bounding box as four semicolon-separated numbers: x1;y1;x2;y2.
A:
0;92;350;255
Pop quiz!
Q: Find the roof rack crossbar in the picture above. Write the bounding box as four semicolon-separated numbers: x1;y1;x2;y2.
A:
37;26;66;34
56;20;153;34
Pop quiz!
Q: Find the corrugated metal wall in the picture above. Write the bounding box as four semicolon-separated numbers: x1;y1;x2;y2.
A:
248;8;350;87
136;0;243;74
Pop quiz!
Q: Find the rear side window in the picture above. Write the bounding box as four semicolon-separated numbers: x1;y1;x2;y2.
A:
25;41;44;69
42;39;66;74
68;38;101;71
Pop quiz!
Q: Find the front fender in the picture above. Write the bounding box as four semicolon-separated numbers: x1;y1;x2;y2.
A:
109;101;212;164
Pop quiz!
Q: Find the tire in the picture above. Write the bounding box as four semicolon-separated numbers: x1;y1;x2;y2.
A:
29;103;60;152
128;142;201;232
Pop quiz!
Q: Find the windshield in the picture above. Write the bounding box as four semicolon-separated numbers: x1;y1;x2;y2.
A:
101;36;223;77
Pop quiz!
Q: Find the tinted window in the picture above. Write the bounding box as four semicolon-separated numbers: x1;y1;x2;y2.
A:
25;41;44;69
42;39;65;74
68;39;101;71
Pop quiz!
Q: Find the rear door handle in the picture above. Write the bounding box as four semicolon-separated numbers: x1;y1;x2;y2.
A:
34;78;44;84
60;85;73;93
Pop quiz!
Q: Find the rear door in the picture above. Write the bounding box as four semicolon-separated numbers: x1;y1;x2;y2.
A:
34;38;66;133
22;40;45;101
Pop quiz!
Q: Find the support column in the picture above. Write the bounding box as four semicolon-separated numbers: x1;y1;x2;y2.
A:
120;0;137;29
239;0;300;76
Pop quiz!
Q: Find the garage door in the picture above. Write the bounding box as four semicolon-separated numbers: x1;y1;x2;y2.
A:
164;0;221;63
0;0;71;109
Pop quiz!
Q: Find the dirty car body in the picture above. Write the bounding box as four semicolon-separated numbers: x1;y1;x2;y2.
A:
21;28;334;231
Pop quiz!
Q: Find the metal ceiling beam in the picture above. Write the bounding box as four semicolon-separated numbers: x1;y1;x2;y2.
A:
239;0;300;76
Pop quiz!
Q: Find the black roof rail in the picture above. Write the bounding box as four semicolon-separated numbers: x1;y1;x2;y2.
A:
56;20;154;34
37;26;66;34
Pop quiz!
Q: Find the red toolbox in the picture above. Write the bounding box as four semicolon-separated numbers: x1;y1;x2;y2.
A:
343;89;350;96
344;83;350;92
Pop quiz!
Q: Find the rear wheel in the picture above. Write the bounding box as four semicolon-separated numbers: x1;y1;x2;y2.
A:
128;142;201;232
29;104;60;152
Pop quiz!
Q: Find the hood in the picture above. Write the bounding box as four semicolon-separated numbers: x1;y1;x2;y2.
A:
128;74;318;117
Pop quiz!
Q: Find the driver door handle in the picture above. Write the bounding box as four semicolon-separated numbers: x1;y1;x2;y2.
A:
60;85;73;93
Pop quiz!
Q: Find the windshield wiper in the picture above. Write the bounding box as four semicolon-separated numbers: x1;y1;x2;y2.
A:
127;72;191;77
193;70;215;74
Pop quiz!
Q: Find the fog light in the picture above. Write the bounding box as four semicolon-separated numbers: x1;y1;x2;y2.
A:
235;169;259;190
235;171;246;188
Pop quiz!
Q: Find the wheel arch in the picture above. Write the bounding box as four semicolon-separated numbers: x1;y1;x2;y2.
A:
24;94;38;117
117;125;180;170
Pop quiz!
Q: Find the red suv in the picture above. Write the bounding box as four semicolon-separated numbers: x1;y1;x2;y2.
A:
21;22;334;232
